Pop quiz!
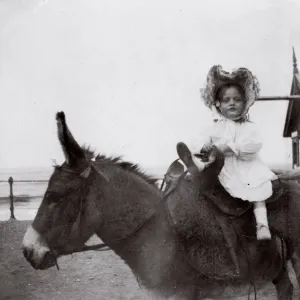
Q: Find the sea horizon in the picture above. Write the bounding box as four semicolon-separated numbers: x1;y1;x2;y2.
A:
0;161;292;179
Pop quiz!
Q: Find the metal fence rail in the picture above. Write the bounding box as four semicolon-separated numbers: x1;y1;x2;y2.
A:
0;177;49;220
257;95;300;101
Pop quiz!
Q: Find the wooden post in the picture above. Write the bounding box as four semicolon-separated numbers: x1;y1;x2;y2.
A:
8;177;16;220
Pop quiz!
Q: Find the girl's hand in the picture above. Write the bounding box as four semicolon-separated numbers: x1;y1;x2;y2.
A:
217;144;234;155
201;142;215;153
200;142;215;162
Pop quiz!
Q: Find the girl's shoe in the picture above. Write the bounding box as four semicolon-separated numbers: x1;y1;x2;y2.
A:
176;142;201;176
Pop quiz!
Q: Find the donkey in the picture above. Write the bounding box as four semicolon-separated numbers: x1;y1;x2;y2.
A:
22;111;300;299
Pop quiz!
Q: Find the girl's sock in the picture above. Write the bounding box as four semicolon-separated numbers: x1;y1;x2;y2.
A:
253;206;269;228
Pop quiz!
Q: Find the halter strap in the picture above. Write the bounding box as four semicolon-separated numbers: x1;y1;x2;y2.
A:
58;162;110;182
80;166;91;178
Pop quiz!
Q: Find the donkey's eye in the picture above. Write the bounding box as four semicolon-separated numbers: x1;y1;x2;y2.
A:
48;202;58;210
45;192;52;199
45;191;58;201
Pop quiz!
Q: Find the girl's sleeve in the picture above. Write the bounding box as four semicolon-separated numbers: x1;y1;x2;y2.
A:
226;123;262;161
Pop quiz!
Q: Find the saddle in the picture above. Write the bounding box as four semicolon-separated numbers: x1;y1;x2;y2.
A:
201;178;286;217
163;159;286;216
163;159;288;279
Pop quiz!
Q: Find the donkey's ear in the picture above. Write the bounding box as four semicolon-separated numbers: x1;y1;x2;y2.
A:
56;112;85;166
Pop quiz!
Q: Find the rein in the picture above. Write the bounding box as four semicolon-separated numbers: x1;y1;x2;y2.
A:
58;164;254;283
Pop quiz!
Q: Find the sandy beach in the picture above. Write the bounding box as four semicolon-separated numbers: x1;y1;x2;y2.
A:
0;219;285;300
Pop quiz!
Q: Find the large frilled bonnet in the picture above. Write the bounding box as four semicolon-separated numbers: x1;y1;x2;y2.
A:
200;65;260;118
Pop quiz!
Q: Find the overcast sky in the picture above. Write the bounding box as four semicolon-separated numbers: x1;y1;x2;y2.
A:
0;0;300;175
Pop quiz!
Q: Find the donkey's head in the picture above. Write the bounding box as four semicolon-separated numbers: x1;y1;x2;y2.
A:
22;112;96;270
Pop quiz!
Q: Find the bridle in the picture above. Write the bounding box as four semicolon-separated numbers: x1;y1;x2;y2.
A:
37;162;110;270
49;162;111;258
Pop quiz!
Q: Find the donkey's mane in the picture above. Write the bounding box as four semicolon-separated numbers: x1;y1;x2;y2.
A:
82;145;159;186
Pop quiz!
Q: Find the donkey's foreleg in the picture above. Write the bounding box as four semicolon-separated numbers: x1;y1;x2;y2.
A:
272;264;294;300
290;251;300;298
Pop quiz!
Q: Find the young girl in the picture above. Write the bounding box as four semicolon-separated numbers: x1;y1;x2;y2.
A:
177;65;277;240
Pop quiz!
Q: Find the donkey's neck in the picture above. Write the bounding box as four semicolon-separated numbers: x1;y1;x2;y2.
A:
104;205;181;296
86;167;188;295
89;166;163;243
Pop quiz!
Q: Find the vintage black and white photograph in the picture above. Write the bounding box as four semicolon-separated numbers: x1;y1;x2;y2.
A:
1;0;300;299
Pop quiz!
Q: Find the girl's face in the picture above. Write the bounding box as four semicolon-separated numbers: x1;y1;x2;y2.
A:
216;87;246;120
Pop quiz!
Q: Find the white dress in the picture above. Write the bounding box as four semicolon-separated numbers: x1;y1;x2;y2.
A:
195;118;276;202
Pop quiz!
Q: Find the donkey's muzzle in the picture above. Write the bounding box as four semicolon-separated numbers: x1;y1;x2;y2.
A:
22;248;56;270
